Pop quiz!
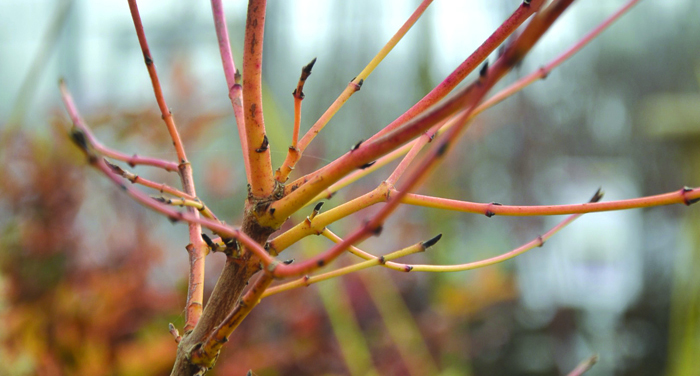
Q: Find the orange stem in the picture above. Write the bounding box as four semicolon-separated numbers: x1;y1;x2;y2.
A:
242;0;275;198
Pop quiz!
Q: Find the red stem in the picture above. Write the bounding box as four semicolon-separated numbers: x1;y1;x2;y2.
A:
267;0;578;278
211;0;252;184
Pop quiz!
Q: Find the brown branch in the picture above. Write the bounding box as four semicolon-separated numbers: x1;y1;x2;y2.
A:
191;274;274;368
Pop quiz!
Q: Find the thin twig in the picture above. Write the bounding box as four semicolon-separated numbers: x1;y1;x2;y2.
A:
265;0;579;278
105;160;195;199
566;355;599;376
275;0;435;183
268;184;390;254
367;0;545;142
153;196;220;222
58;90;179;172
399;187;700;216
291;0;642;201
292;58;317;149
127;0;206;332
322;228;415;272
210;0;251;183
262;239;431;297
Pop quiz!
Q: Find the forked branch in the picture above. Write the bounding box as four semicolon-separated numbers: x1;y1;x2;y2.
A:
275;0;435;183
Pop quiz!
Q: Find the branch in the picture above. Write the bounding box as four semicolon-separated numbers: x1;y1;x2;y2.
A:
268;184;389;255
274;0;435;183
472;0;643;119
242;0;275;197
191;274;274;369
127;0;206;332
293;0;643;202
152;196;220;222
265;0;579;278
105;160;195;199
566;355;598;376
399;187;700;216
322;228;417;273
292;58;317;149
262;236;437;298
366;0;545;143
210;0;251;184
58;86;179;172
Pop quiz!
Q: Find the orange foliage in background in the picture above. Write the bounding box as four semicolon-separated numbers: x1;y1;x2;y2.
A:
0;124;178;375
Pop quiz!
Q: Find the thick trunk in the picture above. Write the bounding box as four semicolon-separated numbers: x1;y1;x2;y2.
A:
170;206;277;375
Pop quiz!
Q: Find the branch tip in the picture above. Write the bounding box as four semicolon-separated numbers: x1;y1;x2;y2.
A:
479;61;489;78
168;323;181;343
421;233;443;249
302;57;317;77
589;187;605;203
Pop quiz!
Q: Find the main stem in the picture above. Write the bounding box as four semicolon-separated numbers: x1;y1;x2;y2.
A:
171;205;277;375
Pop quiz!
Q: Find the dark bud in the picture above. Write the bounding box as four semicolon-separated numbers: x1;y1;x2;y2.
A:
283;259;295;265
372;225;383;236
378;256;386;264
589;188;604;203
105;159;124;175
301;57;317;78
270;208;276;215
436;142;449;156
523;0;531;5
201;234;216;248
69;128;89;151
255;135;269;153
317;259;325;267
485;210;495;218
479;61;489;78
422;233;443;249
490;202;503;206
537;235;545;247
351;140;364;151
359;161;376;170
682;186;699;206
314;201;324;213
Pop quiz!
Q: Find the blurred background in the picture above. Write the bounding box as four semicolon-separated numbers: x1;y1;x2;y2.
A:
1;0;699;375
